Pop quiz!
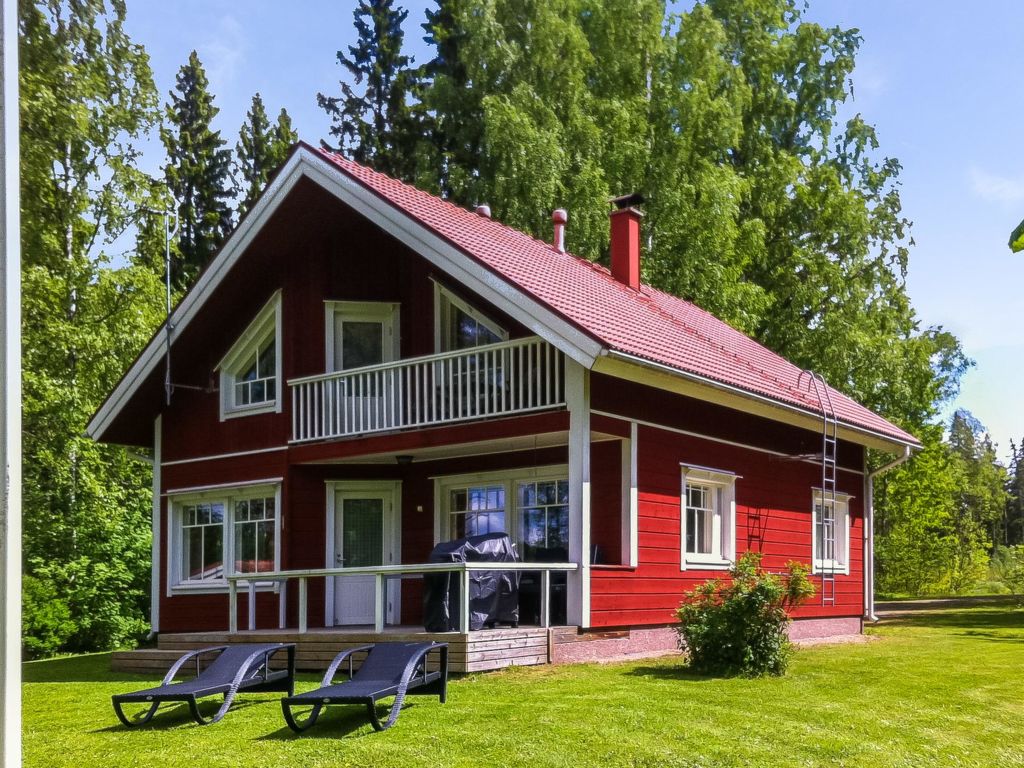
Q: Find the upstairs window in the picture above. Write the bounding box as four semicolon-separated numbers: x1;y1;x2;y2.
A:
812;491;851;575
680;465;738;569
434;283;507;352
218;292;282;419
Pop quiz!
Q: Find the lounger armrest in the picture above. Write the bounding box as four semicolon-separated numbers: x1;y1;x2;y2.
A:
162;646;230;685
227;644;292;692
322;645;376;686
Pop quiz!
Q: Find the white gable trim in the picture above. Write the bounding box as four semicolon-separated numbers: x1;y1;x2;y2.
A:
86;146;603;442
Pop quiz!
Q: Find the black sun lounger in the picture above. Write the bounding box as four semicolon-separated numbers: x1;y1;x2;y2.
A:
112;643;296;727
281;642;448;732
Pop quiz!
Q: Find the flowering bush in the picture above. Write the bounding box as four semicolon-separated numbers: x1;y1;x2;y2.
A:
674;552;814;677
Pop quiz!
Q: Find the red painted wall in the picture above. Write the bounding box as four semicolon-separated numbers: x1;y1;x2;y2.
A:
588;375;864;628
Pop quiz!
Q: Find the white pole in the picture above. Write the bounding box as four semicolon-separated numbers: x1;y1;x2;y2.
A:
0;0;21;762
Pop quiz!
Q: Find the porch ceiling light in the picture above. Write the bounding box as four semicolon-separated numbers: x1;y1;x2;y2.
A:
395;455;414;466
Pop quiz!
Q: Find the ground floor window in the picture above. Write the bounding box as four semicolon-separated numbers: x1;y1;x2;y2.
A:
168;483;281;589
812;491;852;574
436;467;569;560
680;465;738;569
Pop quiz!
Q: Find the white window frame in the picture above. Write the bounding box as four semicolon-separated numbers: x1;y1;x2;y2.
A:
167;482;282;594
812;490;852;575
324;300;400;372
217;291;282;420
680;465;738;570
432;465;569;553
433;281;508;353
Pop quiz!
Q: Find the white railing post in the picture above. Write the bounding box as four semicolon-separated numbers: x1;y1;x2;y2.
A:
374;573;385;633
459;567;471;634
298;577;308;634
278;579;287;629
228;579;238;634
247;581;256;631
540;570;551;628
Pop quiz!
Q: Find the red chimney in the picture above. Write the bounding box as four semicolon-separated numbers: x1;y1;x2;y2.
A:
610;193;644;290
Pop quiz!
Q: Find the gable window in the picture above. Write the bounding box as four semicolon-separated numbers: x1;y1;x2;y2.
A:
218;291;282;419
169;483;281;591
434;283;507;352
680;465;737;569
812;491;851;575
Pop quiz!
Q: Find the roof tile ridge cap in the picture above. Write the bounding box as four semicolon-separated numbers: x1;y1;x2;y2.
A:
318;149;603;263
634;284;821;407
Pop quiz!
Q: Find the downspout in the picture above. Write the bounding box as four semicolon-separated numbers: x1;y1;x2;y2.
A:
864;445;912;622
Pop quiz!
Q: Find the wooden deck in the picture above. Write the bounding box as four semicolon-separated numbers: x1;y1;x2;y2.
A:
111;625;561;675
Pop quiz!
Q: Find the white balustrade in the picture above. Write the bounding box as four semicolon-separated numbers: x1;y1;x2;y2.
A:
289;336;564;442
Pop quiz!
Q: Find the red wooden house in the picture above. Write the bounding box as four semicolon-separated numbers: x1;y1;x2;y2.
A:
90;143;918;673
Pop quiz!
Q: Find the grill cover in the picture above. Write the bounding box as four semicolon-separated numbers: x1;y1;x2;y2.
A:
423;533;520;632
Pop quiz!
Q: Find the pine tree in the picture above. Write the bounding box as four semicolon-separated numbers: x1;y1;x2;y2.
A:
235;94;298;214
318;0;422;181
161;51;234;290
1006;440;1024;545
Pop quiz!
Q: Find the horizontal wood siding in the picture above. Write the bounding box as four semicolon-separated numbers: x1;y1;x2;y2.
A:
589;376;865;628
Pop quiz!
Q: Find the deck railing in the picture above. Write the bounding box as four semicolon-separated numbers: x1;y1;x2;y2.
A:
226;561;578;635
288;336;565;442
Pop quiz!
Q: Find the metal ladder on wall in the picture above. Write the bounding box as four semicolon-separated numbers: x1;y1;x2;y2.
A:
797;370;838;606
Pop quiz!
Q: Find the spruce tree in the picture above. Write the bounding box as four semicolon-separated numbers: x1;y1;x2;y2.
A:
318;0;422;181
161;51;234;290
235;93;298;214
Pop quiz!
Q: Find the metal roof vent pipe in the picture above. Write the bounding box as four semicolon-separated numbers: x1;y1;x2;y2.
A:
609;192;645;290
475;204;492;218
552;208;568;253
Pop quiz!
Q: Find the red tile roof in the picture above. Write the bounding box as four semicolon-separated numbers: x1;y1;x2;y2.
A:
318;147;918;446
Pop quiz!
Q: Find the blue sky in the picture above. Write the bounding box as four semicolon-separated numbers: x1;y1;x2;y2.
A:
124;0;1024;459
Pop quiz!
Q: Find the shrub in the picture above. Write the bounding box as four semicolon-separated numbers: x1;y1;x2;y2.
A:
674;552;815;677
990;546;1024;598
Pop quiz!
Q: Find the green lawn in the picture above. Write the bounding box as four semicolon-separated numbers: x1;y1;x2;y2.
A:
23;602;1024;768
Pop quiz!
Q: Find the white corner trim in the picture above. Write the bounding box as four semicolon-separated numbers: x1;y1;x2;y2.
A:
151;416;162;633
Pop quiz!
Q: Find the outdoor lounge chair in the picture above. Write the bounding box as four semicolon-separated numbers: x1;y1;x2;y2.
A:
281;641;448;733
112;642;296;727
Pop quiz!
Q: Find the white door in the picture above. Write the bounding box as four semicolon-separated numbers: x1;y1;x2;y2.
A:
331;306;398;430
333;489;398;625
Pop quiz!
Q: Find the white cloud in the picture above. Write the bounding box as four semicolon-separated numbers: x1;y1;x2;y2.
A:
969;166;1024;205
202;15;246;90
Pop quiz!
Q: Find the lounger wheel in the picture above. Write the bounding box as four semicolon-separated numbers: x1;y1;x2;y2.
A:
281;701;324;733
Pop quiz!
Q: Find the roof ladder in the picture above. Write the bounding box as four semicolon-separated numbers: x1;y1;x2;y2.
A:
798;369;838;607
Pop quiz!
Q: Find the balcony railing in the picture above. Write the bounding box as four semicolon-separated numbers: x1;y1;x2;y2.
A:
289;336;565;443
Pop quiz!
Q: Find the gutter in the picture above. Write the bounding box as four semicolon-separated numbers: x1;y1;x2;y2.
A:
864;445;912;622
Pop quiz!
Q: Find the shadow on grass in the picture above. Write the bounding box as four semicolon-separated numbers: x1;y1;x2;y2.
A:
92;697;277;732
257;701;420;741
623;664;722;682
22;653;138;683
879;606;1024;633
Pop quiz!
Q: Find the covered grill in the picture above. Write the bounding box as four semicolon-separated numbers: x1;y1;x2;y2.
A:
423;533;519;632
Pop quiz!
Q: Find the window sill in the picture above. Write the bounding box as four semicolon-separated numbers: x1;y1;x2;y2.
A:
222;401;279;421
590;564;637;571
171;582;279;595
813;562;850;576
682;557;732;571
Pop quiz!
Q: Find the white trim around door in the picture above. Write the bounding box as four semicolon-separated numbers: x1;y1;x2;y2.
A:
324;480;402;627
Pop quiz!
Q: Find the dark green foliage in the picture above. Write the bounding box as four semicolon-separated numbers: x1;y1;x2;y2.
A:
161;50;234;290
235;94;297;214
674;552;815;677
318;0;423;182
1005;440;1024;545
1010;217;1024;253
19;0;166;657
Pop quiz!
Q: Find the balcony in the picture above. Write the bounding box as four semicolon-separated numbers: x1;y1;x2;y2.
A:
289;336;565;443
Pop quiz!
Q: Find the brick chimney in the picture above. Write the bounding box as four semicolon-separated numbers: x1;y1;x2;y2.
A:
609;193;644;290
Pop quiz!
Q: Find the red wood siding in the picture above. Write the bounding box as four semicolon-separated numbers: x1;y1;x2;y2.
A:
588;374;865;628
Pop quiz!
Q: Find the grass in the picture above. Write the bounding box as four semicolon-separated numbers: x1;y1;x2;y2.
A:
23;602;1024;768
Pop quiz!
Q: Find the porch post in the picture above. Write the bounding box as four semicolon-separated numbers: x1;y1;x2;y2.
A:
151;415;161;634
620;421;638;568
566;360;591;628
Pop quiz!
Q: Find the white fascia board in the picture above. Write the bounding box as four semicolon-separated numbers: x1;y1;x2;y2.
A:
88;147;602;443
594;351;920;455
300;153;602;367
86;154;309;442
